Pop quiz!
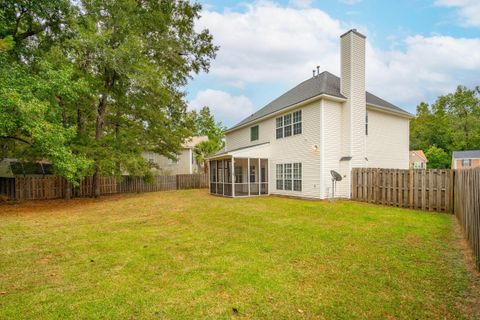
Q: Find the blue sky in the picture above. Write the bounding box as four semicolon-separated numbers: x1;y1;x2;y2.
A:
187;0;480;127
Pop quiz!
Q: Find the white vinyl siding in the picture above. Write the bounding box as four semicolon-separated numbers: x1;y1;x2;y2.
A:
366;108;410;169
225;98;409;200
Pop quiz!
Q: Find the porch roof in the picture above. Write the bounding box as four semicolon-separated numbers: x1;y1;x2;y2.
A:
208;142;270;160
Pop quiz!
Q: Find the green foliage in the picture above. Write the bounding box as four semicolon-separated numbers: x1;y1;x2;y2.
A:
195;106;226;142
194;139;223;173
0;0;218;188
0;56;92;183
0;35;14;51
193;106;225;172
410;86;480;168
425;146;450;169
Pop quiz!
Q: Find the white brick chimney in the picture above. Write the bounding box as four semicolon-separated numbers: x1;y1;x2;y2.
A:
337;29;367;198
340;29;367;168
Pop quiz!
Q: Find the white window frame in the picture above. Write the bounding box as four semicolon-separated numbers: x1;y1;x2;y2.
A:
293;110;302;135
276;164;283;190
276;162;301;192
276;110;302;139
462;159;472;167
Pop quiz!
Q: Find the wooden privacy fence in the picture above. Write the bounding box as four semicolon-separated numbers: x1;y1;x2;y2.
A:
351;168;454;213
177;174;208;189
454;168;480;270
0;174;208;201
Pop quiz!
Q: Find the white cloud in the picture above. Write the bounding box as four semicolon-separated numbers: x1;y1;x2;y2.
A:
195;1;480;117
189;89;254;126
197;2;344;87
435;0;480;27
288;0;313;8
367;35;480;105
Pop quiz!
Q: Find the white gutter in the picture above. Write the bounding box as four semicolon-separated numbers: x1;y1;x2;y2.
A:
366;103;414;119
226;94;347;134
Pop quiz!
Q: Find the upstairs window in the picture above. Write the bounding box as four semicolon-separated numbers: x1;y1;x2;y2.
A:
293;111;302;135
284;114;292;137
276;117;283;139
250;125;259;141
276;110;302;139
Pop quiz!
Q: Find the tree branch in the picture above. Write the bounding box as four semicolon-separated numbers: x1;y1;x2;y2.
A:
14;23;49;42
0;136;32;145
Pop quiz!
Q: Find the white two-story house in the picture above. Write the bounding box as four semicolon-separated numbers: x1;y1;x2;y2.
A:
208;29;413;199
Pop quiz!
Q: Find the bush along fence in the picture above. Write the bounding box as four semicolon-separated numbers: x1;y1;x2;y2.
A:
351;168;454;213
0;174;208;201
454;167;480;271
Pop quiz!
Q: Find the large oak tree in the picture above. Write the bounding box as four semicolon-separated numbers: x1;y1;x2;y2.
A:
0;0;217;196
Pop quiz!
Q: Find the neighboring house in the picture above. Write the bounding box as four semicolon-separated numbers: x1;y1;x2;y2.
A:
143;136;208;175
409;150;428;169
451;150;480;169
208;29;413;199
0;158;54;177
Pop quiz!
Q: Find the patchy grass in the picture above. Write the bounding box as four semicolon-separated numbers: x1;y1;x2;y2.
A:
0;190;478;319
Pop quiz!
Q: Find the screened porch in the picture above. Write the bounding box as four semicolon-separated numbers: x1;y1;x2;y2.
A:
209;157;268;197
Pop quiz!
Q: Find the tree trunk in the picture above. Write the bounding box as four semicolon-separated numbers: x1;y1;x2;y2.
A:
203;159;209;174
65;181;71;200
77;108;83;134
92;69;116;198
92;94;108;198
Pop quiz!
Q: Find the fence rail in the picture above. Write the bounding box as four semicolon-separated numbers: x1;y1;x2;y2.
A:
454;167;480;271
351;168;454;213
0;174;208;201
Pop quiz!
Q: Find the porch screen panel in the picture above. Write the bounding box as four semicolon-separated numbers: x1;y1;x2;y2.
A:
211;161;217;182
234;166;243;183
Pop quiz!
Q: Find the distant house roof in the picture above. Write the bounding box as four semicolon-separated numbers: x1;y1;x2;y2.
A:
0;159;54;177
182;136;208;149
410;150;427;161
208;142;270;159
452;150;480;159
228;71;413;131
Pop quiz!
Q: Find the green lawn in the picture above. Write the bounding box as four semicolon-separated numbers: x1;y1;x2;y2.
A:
0;189;478;319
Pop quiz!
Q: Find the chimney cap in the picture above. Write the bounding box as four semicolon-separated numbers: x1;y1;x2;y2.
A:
340;28;366;39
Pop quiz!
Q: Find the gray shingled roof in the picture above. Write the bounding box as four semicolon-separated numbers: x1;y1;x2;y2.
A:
209;142;270;158
452;150;480;159
229;71;412;131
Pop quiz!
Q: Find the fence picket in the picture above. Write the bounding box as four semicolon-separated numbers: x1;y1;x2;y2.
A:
0;173;207;201
352;168;454;213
